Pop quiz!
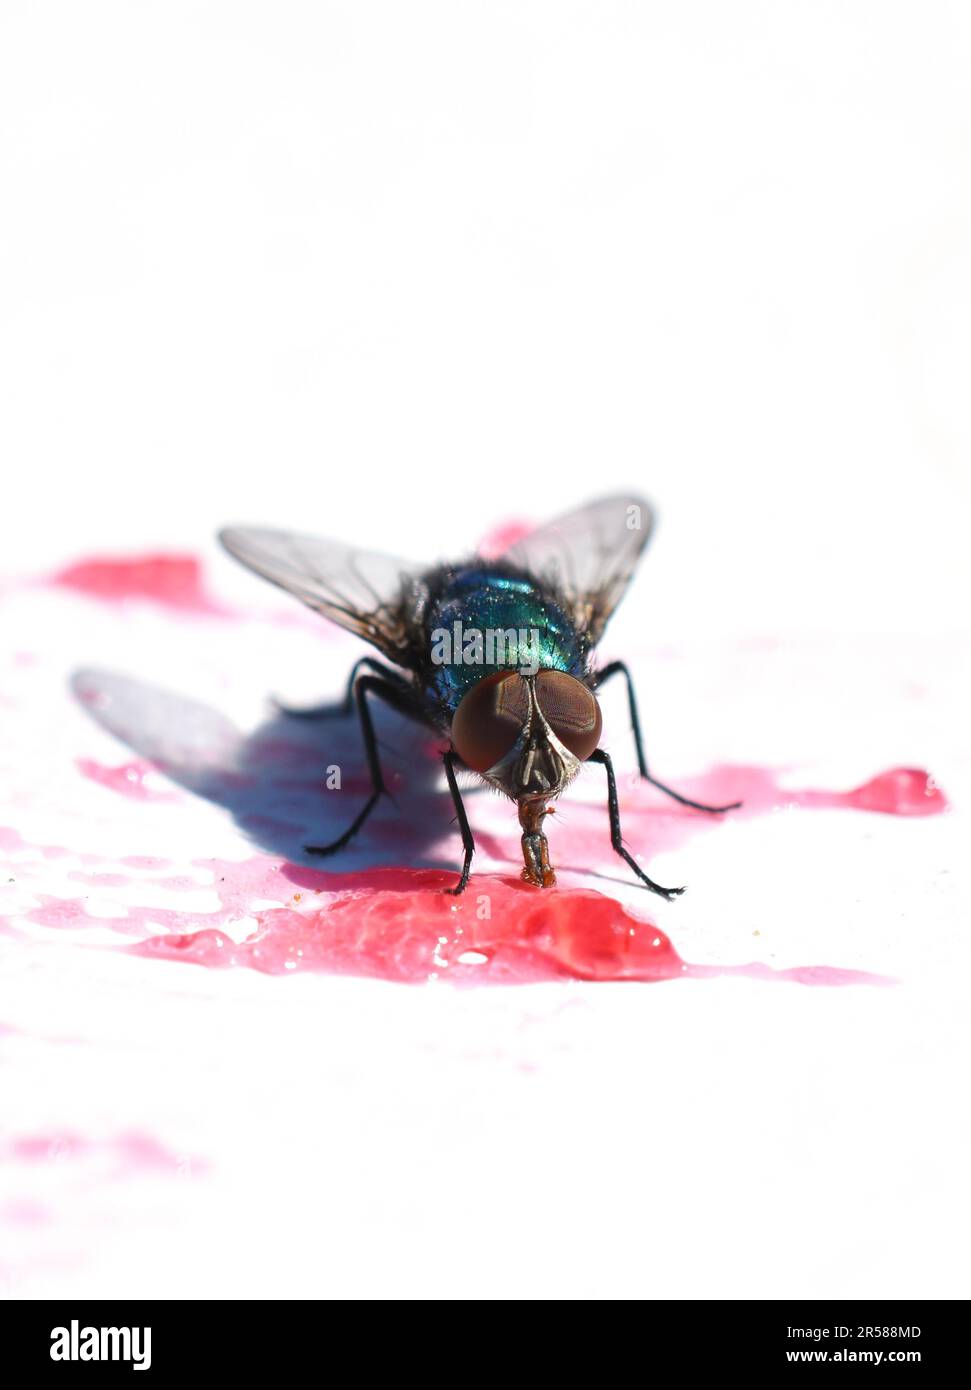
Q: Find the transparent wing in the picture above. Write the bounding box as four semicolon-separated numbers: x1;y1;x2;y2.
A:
219;526;425;662
499;494;655;644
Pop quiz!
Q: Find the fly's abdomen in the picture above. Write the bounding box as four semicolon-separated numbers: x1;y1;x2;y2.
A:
425;566;584;713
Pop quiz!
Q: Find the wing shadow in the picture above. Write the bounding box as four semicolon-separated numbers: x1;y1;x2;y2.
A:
70;668;510;871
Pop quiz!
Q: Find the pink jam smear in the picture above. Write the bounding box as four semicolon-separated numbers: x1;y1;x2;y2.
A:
811;766;945;816
659;764;948;820
75;758;180;802
4;1129;207;1177
132;867;890;988
476;519;535;558
49;553;228;615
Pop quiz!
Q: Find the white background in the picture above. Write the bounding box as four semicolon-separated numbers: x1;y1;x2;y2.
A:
1;2;969;1299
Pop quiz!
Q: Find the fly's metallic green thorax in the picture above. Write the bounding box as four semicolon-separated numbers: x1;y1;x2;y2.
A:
423;564;586;714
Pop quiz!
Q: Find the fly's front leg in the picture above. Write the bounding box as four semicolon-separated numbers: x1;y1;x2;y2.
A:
443;751;475;895
304;674;419;858
594;661;741;813
588;749;684;900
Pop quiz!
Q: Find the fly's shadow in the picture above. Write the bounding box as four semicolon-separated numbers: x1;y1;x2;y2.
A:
70;668;508;871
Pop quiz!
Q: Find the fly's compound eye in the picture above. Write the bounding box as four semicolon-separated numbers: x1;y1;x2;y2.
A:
534;671;602;761
450;672;529;773
451;669;603;771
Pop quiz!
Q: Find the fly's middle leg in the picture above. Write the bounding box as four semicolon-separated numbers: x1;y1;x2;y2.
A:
304;673;419;859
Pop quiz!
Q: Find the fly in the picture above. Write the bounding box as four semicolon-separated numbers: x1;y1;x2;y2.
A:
219;494;740;897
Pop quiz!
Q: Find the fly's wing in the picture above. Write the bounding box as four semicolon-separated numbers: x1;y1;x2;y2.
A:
499;494;654;645
219;526;425;664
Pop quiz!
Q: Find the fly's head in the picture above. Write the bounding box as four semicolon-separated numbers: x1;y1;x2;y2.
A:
450;669;603;886
450;669;602;798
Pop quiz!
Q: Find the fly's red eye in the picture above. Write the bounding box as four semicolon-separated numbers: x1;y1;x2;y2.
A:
534;671;602;760
451;672;529;772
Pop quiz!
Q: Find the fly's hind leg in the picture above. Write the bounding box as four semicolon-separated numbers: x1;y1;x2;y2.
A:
304;673;420;859
594;661;741;813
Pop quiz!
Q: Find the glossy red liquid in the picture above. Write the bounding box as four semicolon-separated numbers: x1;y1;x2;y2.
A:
132;867;890;988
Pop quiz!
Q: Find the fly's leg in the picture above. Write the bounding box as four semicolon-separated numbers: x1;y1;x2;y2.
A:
443;751;475;895
304;674;420;858
276;657;411;719
518;798;555;888
588;749;685;900
594;661;741;813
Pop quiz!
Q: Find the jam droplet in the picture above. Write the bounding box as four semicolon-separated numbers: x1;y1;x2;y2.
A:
842;767;947;816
